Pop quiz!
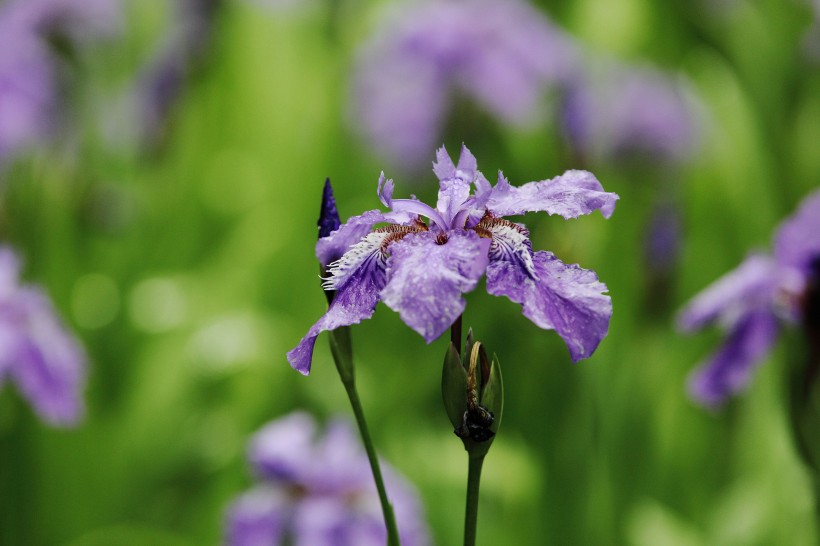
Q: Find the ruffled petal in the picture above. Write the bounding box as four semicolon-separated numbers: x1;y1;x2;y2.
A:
288;233;390;374
677;254;779;332
687;308;779;406
486;170;618;219
381;230;490;342
774;188;820;275
486;250;612;362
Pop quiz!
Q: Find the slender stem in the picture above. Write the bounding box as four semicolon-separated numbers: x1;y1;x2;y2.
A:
464;454;485;546
342;379;401;546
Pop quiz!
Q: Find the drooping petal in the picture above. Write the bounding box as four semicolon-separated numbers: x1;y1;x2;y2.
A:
381;230;490;342
486;250;612;362
486;170;618;219
687;308;779;406
676;254;779;333
224;486;290;546
7;287;86;426
288;233;390;374
773;188;820;275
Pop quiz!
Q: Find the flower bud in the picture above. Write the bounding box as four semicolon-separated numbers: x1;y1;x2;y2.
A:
441;330;504;456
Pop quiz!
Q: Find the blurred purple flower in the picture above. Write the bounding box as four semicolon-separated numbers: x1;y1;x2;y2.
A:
678;189;820;406
225;411;430;546
0;0;120;166
561;63;699;163
349;0;579;172
131;0;220;148
288;145;618;374
0;247;87;426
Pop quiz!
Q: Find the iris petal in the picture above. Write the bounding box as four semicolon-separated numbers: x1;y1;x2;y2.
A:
487;170;618;219
288;234;390;375
486;250;612;361
687;309;779;406
676;254;778;332
381;230;490;342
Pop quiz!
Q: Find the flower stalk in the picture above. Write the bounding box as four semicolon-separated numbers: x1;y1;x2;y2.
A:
318;179;401;546
442;327;504;546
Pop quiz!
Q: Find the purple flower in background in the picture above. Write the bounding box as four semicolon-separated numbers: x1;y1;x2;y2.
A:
678;189;820;406
0;247;87;426
288;145;618;374
350;0;579;172
0;0;120;166
131;0;220;147
561;62;699;163
225;411;430;546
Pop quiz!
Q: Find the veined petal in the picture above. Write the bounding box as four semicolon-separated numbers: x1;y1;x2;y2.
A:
486;251;612;362
288;234;390;375
381;230;490;342
677;254;778;332
486;170;618;219
316;209;411;269
687;308;779;406
474;214;537;279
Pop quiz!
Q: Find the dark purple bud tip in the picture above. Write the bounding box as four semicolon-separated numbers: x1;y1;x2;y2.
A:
318;178;342;239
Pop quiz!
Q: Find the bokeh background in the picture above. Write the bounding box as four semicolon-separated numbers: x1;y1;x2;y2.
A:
2;0;820;544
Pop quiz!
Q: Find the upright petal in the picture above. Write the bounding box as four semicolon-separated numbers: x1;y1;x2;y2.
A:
486;250;612;362
774;188;820;275
677;254;779;332
486;170;618;219
318;178;341;239
381;230;490;342
288;233;390;374
434;145;477;225
687;308;779;406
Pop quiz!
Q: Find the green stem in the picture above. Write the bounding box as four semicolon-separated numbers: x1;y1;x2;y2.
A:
342;378;401;546
464;454;485;546
326;313;398;544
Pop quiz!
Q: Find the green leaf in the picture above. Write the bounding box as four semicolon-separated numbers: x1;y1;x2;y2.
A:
442;342;468;430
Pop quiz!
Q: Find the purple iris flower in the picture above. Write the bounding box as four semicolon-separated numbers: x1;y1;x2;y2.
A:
678;189;820;406
225;411;430;546
349;0;579;172
0;0;119;165
0;247;87;426
561;62;699;163
287;145;618;374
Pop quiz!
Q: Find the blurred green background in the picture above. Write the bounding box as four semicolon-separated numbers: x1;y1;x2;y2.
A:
1;0;819;544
